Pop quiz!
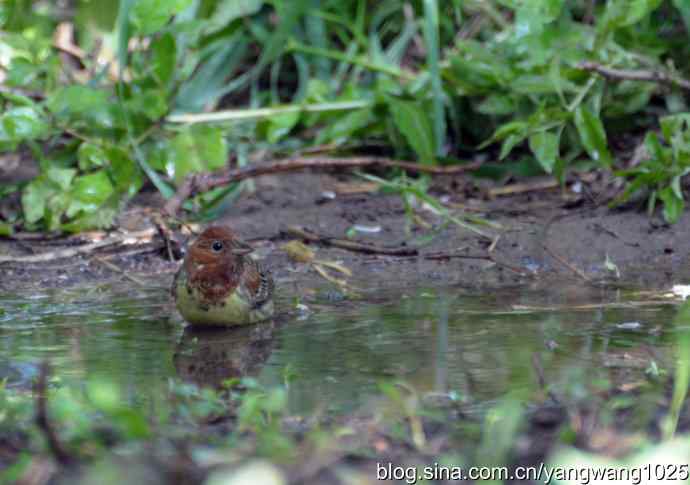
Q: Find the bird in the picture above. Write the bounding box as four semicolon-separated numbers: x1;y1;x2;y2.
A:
173;226;274;326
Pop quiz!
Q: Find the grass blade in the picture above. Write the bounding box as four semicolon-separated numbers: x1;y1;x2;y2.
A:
422;0;446;156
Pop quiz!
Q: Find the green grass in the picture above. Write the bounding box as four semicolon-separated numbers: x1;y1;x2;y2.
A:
1;0;690;230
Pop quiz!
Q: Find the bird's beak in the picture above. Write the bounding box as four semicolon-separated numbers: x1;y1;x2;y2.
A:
231;242;254;255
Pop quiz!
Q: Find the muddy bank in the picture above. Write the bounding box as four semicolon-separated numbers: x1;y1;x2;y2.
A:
0;172;688;293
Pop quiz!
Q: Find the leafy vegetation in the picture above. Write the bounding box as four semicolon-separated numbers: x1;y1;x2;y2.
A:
2;1;690;232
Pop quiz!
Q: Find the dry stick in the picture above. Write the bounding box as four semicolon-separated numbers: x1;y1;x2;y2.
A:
531;353;560;403
424;251;530;276
488;235;500;253
532;353;547;391
92;257;146;286
286;225;419;256
488;178;560;197
0;228;157;264
289;226;531;275
151;213;177;262
164;156;484;216
542;244;591;282
578;61;690;91
35;362;73;465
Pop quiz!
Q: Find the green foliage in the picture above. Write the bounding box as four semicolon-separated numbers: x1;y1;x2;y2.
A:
614;114;690;223
663;298;690;438
234;378;295;459
1;0;690;231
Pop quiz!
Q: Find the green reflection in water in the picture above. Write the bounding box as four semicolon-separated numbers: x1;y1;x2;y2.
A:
0;284;679;419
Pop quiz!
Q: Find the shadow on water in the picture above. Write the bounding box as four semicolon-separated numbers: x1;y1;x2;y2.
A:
0;282;680;417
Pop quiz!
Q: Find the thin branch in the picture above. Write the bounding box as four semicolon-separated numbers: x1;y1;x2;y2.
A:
286;226;418;256
543;244;590;282
166;100;372;124
424;251;530;276
578;61;690;91
92;257;146;285
164;156;484;216
35;362;74;465
0;228;157;264
488;178;560;198
285;226;531;275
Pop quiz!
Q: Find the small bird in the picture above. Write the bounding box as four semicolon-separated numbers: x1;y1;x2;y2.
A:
173;226;274;326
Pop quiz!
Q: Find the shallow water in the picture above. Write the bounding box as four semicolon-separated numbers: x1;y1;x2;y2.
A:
0;283;680;415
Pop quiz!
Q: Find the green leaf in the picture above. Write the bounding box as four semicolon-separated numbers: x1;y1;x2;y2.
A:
481;120;529;149
126;89;168;120
151;32;177;86
659;186;684;223
47;86;115;128
673;0;690;33
175;33;249;112
115;0;134;72
44;192;70;231
316;108;374;145
660;113;690;142
607;0;662;28
266;111;300;144
168;125;227;184
130;0;193;35
46;167;77;191
1;107;50;142
422;0;446;156
644;131;667;164
515;0;564;37
574;106;613;167
19;170;73;229
499;134;527;160
78;143;108;170
21;180;49;224
476;95;516;116
205;0;264;34
528;131;560;173
387;98;436;164
107;147;144;197
67;170;115;218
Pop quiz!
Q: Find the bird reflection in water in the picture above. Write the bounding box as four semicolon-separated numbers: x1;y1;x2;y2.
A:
173;319;276;389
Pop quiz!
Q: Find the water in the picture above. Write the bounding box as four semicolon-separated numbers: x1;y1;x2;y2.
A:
0;283;679;415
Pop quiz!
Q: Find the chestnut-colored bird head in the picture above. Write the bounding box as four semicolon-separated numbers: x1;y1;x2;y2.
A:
187;226;253;265
184;226;253;302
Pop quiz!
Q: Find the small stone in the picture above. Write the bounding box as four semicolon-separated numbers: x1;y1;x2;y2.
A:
204;460;286;485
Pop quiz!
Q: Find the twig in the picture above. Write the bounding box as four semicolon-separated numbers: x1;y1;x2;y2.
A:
0;228;157;264
151;213;179;262
488;235;500;253
286;226;418;256
35;362;73;465
578;61;690;91
488;178;560;197
164;156;484;215
532;353;547;391
531;353;560;403
92;257;146;286
542;244;590;281
294;228;530;276
512;299;679;312
424;251;530;276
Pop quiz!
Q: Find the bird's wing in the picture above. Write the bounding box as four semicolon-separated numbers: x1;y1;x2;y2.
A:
241;258;274;308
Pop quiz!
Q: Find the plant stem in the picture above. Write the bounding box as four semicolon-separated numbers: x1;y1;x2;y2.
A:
287;41;416;81
166;100;372;124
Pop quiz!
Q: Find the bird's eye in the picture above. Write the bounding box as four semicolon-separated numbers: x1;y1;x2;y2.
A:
211;241;224;252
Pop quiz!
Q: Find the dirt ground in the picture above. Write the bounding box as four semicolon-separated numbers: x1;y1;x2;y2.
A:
1;170;688;295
